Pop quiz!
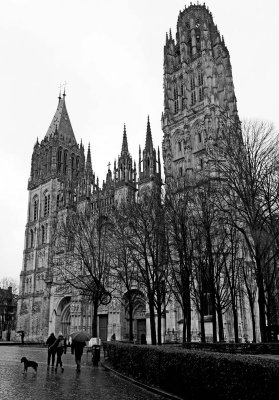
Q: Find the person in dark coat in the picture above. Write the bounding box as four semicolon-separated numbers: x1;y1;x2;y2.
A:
46;332;56;367
50;332;67;373
71;341;86;372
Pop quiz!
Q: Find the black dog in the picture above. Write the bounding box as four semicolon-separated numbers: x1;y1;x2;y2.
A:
21;357;38;373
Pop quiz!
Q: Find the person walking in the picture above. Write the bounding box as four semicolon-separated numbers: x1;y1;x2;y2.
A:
46;332;56;368
50;332;66;373
71;340;86;372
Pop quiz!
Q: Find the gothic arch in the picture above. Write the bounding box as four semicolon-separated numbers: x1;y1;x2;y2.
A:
52;296;71;336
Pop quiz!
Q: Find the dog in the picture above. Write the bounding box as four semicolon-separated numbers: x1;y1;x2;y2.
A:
21;357;38;373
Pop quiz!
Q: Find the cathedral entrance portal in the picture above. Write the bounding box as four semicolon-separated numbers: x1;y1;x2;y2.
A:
55;296;71;337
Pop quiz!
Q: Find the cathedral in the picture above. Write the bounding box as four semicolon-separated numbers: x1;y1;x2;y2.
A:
17;3;257;343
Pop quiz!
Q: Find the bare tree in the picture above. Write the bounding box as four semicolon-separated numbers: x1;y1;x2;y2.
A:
124;191;170;345
52;206;112;337
165;186;195;343
214;120;279;342
110;205;143;342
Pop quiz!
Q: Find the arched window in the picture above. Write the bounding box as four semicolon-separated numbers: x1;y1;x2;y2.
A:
174;86;178;114
196;21;201;52
44;193;50;217
190;75;196;105
76;157;80;174
30;229;34;248
63;150;68;174
57;147;62;173
42;225;45;244
33;197;38;221
198;71;204;102
71;154;75;175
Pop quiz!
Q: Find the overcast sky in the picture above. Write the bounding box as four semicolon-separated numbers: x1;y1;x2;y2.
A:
0;0;278;285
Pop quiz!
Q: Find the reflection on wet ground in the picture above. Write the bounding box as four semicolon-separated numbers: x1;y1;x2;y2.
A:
0;346;166;400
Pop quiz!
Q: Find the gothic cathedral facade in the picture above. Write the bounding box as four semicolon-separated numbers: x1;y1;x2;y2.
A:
17;4;256;343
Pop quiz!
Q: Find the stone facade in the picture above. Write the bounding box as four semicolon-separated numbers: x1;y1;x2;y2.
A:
17;4;258;343
17;90;161;342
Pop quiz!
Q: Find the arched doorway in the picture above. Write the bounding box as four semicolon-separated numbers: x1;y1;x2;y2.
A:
56;296;71;336
122;290;146;343
61;303;71;337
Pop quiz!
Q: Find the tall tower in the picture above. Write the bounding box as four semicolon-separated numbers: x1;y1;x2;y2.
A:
162;3;239;188
17;92;84;339
138;116;162;197
114;124;137;204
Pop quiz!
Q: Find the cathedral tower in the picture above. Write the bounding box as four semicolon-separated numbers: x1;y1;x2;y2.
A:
17;93;84;339
162;3;239;188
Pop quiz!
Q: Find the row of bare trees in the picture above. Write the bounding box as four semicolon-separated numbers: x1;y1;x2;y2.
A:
51;120;279;344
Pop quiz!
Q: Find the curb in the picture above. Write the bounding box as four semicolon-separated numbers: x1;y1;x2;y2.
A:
101;361;183;400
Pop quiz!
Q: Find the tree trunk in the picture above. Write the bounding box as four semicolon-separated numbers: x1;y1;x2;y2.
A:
257;272;267;342
128;302;134;342
232;302;239;343
149;299;157;345
217;305;224;342
182;314;187;343
92;298;98;337
157;306;162;345
200;313;205;343
184;276;192;342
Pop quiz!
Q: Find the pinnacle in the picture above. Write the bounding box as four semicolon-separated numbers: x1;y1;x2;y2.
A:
145;116;153;151
121;124;129;155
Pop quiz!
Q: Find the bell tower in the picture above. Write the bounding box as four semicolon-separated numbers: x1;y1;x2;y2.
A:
162;3;239;188
17;92;84;340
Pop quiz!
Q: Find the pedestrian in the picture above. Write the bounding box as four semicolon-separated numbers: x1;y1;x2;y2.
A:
20;331;25;344
46;332;56;368
50;332;66;373
71;340;86;372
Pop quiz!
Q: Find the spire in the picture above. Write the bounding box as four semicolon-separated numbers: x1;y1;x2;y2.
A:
86;143;93;172
145;116;153;151
121;124;129;155
45;93;77;145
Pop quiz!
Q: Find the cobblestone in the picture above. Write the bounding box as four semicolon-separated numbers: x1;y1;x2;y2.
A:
0;346;167;400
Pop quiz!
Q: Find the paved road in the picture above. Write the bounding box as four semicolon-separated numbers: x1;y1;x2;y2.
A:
0;346;167;400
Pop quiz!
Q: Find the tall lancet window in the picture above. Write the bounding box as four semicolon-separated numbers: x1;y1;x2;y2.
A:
44;193;50;217
42;225;45;244
30;229;34;248
190;74;196;105
198;71;204;102
196;21;201;52
63;150;68;174
174;86;178;114
33;197;38;221
57;147;62;173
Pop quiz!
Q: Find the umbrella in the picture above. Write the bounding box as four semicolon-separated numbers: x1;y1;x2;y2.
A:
70;330;91;342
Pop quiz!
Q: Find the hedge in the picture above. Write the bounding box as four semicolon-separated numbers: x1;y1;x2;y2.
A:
104;342;279;400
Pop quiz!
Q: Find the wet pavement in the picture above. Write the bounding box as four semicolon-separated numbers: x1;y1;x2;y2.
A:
0;346;167;400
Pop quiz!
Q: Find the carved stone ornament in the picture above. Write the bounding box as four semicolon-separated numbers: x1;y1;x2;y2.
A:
20;301;29;315
32;301;41;313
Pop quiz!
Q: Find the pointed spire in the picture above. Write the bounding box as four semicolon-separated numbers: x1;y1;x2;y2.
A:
86;143;92;172
121;123;129;155
145;115;153;151
169;28;172;40
166;32;169;44
45;93;77;144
